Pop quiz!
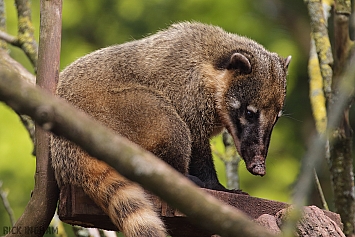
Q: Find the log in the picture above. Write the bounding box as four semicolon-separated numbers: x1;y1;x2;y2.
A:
58;185;344;237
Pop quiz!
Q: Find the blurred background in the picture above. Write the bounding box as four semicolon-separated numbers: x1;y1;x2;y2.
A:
1;0;350;231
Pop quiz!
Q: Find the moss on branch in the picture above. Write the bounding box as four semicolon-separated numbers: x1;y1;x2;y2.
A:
305;0;334;101
15;0;38;70
309;41;327;134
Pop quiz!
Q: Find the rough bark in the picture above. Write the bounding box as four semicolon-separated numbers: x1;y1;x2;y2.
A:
330;1;355;236
330;132;355;236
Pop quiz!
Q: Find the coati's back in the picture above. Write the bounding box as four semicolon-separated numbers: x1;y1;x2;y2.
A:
57;22;285;140
51;22;290;237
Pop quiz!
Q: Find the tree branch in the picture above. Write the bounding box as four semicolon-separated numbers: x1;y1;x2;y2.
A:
308;39;327;134
211;131;241;190
0;49;35;85
222;131;241;190
333;0;352;70
0;64;278;237
14;0;38;70
0;30;20;46
330;1;355;235
313;169;329;210
304;0;334;101
0;0;7;49
0;181;16;227
4;1;62;236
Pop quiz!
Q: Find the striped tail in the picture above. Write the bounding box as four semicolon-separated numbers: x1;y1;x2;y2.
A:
81;157;167;237
51;136;167;237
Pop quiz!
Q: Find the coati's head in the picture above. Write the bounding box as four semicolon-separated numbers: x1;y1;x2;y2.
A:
205;50;291;176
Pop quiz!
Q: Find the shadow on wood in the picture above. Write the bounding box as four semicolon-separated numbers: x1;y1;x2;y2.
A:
58;185;343;237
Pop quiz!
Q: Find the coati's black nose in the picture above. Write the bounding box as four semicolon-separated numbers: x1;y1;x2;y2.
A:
246;156;266;176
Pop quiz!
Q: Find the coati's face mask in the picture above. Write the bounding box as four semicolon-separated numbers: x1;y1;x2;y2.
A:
218;53;291;176
225;87;284;176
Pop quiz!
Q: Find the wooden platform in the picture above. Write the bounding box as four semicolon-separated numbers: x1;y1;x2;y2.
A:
58;185;343;236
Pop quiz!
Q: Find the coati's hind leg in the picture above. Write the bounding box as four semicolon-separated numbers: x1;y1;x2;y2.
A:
51;137;167;237
111;87;208;187
110;86;192;175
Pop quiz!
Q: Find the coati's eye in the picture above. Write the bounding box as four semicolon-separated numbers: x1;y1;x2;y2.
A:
245;105;259;121
246;110;257;120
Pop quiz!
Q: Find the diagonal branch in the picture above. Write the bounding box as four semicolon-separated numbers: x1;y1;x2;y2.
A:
0;30;20;46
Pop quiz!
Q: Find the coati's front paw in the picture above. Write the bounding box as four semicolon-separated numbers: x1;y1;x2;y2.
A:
186;176;249;195
204;182;249;195
186;174;206;188
216;187;249;195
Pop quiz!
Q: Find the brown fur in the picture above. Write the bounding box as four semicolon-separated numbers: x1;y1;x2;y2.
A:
51;22;290;236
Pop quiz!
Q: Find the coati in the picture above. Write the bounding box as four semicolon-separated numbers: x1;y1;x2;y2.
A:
51;22;291;237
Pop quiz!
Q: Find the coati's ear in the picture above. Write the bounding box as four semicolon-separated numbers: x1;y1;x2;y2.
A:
284;55;292;69
227;53;252;74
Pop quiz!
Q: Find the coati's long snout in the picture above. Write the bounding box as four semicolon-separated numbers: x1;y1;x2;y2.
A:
239;129;272;177
227;116;274;177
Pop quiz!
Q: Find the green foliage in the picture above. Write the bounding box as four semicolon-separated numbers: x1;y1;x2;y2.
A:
1;0;316;229
0;103;35;227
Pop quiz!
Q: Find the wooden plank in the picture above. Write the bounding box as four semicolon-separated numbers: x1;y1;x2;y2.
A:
58;185;343;237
